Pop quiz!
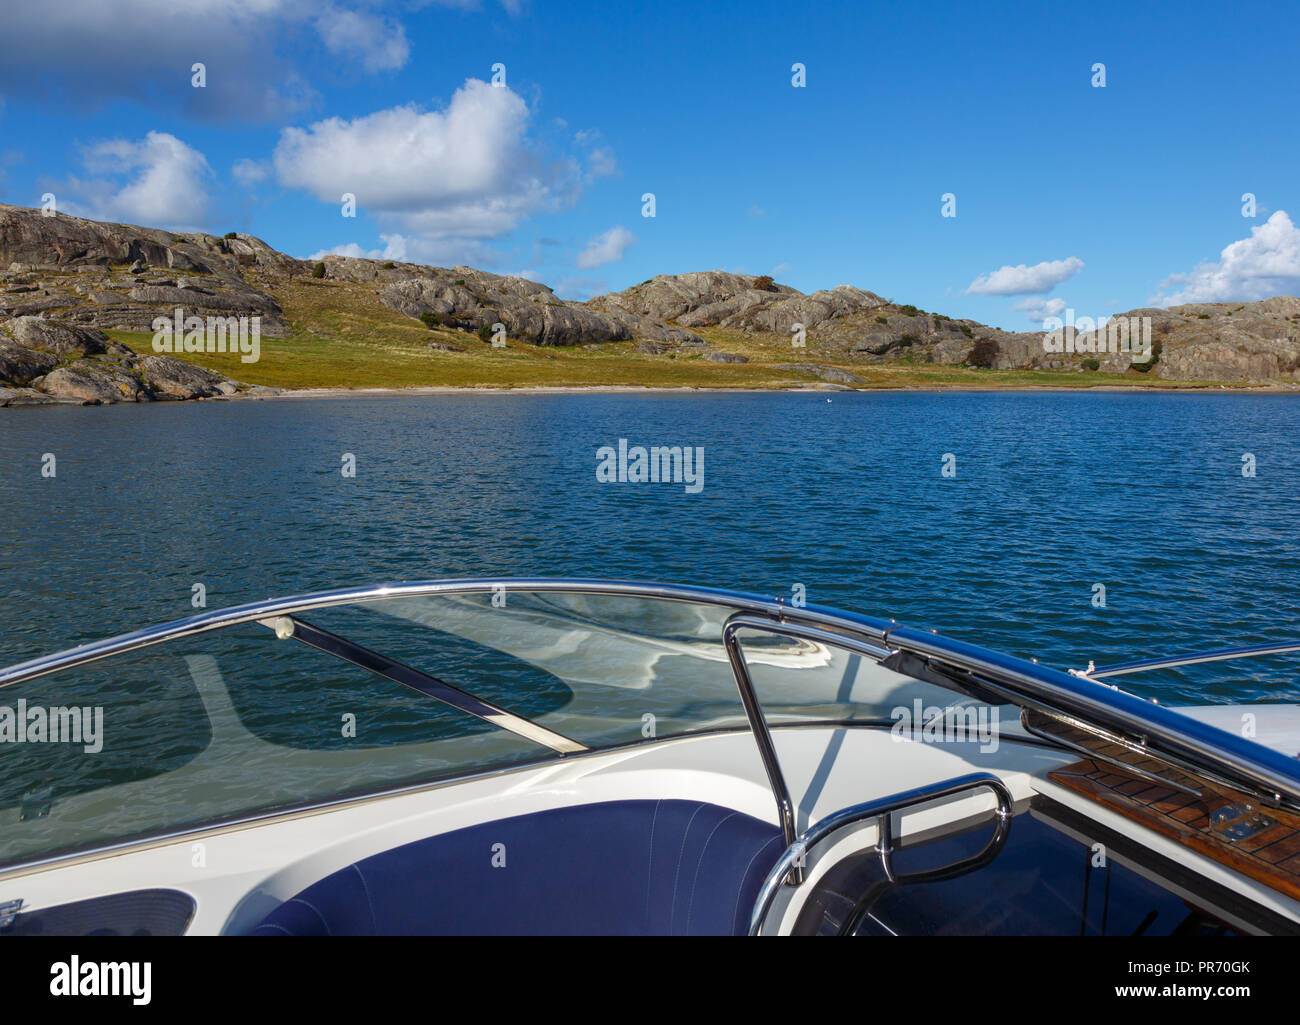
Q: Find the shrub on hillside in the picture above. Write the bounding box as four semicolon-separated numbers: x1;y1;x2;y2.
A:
752;275;776;291
312;262;326;278
1131;339;1163;372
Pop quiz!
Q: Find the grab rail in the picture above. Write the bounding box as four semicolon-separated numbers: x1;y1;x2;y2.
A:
890;626;1300;814
721;618;801;879
748;772;1014;936
721;612;896;884
1089;641;1300;680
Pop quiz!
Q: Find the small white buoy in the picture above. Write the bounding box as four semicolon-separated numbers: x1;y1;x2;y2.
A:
826;398;832;403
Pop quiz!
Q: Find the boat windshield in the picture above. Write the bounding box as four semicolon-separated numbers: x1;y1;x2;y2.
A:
0;586;979;872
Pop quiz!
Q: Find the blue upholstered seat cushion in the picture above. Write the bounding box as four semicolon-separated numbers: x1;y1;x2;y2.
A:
250;799;783;936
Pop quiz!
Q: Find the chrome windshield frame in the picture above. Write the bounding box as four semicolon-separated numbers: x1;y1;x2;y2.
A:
0;577;893;689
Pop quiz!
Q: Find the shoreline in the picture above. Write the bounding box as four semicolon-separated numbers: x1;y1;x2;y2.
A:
7;379;1300;408
234;381;1300;400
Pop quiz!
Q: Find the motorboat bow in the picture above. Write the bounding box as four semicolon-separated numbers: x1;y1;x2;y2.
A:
1;578;1299;936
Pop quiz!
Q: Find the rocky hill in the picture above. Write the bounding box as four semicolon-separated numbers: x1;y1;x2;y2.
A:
322;255;705;348
589;271;1300;382
1;202;1298;404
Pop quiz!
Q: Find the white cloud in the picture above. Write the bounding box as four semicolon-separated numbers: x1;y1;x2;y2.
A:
308;242;384;261
0;148;21;187
1155;211;1300;305
576;225;636;269
0;0;412;119
586;146;617;178
553;276;607;300
1012;296;1067;324
413;0;524;11
308;232;505;268
274;80;586;241
966;256;1084;296
61;131;211;230
378;233;508;267
574;129;617;178
232;158;269;186
315;8;409;72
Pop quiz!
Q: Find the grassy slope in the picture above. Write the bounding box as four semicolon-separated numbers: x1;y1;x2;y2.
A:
106;275;1241;391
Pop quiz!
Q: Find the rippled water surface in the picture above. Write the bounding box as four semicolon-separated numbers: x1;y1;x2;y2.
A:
2;390;1299;705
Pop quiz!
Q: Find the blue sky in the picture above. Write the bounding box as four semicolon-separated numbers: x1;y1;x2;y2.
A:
2;0;1298;327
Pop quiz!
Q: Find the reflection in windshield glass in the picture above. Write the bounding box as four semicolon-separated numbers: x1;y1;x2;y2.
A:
0;588;981;871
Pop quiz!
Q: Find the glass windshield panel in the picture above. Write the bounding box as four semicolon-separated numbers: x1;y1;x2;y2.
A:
0;624;545;870
305;591;993;742
0;587;993;870
306;592;752;746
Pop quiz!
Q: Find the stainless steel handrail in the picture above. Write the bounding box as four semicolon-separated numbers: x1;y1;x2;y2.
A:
721;617;801;880
723;614;894;666
748;772;1013;935
1090;641;1300;680
720;614;898;881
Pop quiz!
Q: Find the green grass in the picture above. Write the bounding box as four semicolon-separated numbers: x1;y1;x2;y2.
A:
102;276;1260;392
